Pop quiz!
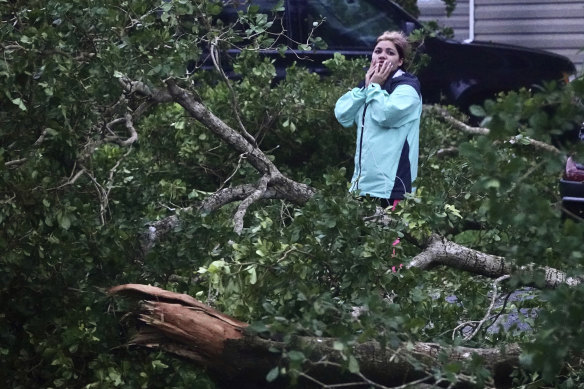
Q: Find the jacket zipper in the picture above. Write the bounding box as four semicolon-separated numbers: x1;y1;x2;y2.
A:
356;103;368;190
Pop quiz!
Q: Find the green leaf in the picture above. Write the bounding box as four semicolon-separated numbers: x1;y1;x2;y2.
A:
57;213;71;230
247;266;257;284
485;179;500;189
287;350;305;362
348;355;359;373
248;321;269;334
469;104;486;117
11;98;27;111
273;0;285;12
207;3;223;15
266;367;279;382
151;359;168;369
208;260;226;273
445;361;461;373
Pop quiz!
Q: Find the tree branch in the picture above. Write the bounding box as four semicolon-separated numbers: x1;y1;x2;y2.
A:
424;105;561;154
118;76;173;103
120;113;139;146
233;174;271;234
4;128;51;167
199;184;286;212
423;105;489;135
408;234;581;287
105;113;139;146
142;184;296;251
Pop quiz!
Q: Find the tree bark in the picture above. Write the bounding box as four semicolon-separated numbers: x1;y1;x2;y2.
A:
109;284;521;388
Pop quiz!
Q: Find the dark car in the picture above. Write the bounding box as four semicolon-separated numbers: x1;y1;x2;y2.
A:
214;0;576;111
559;123;584;221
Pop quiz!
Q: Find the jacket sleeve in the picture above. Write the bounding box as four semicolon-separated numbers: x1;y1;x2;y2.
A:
334;87;366;128
365;83;421;128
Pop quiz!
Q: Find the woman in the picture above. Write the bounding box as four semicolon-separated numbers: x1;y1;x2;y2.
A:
335;31;422;209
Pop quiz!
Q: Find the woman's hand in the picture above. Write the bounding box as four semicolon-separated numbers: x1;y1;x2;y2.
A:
365;60;377;87
365;60;393;87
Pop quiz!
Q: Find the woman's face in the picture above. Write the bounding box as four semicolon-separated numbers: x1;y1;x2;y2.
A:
372;40;403;69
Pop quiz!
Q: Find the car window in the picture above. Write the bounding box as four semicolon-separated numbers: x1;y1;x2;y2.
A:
306;0;402;49
220;0;284;30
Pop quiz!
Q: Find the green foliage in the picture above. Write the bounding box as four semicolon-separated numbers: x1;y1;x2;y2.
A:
2;0;584;388
521;285;584;383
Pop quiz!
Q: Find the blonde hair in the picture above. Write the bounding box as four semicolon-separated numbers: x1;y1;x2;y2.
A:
376;31;410;67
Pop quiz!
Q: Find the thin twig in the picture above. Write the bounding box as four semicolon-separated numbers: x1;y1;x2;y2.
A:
485;291;513;333
452;275;510;341
297;358;433;389
424;104;561;154
217;153;246;191
5;128;52;167
33;128;49;146
210;39;257;147
51;165;86;190
82;169;108;225
79;148;132;225
4;158;27;167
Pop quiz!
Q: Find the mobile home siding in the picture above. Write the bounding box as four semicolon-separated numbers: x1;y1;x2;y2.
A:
419;0;584;71
418;0;471;41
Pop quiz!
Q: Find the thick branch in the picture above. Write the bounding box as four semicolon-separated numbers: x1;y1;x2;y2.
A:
199;184;282;212
409;234;581;287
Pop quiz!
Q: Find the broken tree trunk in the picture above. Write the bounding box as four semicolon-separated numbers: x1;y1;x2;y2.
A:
109;284;521;388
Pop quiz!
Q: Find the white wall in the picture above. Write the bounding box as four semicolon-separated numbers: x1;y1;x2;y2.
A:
418;0;584;72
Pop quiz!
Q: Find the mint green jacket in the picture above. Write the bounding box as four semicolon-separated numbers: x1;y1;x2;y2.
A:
334;80;422;199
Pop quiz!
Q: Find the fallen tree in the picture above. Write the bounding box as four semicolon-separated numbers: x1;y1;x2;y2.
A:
109;284;522;388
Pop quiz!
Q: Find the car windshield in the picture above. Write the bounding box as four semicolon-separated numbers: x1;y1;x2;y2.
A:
306;0;402;49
